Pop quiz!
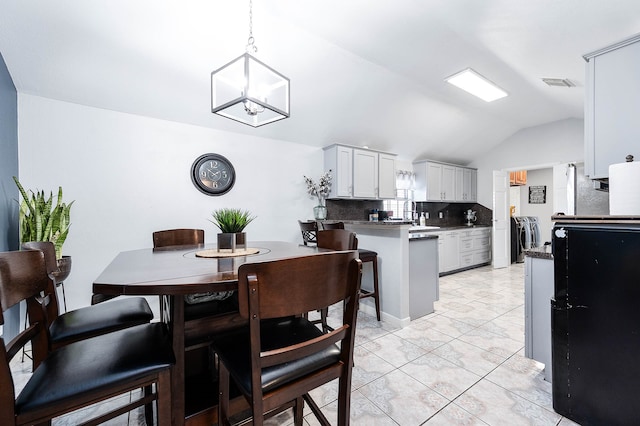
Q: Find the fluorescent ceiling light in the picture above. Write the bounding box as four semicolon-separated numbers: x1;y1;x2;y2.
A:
445;68;508;102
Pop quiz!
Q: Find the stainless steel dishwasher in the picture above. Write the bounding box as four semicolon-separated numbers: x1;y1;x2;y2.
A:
408;233;439;320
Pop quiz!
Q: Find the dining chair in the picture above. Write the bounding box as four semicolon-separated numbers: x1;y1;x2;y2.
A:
21;241;154;352
297;220;318;246
320;222;381;321
152;228;205;248
152;228;238;322
213;250;362;426
316;229;358;332
0;249;175;425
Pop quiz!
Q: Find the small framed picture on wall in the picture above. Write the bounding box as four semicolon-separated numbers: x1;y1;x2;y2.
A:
529;185;546;204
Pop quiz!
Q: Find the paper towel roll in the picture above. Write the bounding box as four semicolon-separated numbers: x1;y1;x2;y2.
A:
609;160;640;215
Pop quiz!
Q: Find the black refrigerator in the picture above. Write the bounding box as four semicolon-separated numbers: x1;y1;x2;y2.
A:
552;218;640;426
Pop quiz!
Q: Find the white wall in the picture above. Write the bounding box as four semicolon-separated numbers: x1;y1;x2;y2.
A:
469;118;584;208
18;94;323;310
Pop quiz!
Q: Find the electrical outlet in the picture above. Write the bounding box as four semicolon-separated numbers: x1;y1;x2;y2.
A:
438;211;444;219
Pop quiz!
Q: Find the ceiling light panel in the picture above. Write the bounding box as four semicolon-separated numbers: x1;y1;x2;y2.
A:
445;68;508;102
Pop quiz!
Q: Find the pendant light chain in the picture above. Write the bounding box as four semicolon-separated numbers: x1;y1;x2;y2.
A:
246;0;257;54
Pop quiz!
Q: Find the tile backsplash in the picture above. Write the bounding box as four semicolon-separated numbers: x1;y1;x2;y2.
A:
326;199;492;227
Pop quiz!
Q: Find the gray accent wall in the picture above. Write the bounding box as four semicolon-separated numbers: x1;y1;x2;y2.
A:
0;51;18;251
0;51;19;339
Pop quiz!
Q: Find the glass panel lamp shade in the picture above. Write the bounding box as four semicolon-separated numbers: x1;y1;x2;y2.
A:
211;53;290;127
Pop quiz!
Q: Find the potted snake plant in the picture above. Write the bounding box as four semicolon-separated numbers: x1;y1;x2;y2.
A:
209;208;255;252
13;176;74;281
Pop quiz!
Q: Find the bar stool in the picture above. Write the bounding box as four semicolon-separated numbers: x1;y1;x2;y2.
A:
321;222;381;321
298;220;318;246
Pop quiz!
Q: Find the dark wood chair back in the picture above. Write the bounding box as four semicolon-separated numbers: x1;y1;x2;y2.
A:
215;251;362;426
153;228;204;248
0;250;174;425
151;228;242;377
321;221;345;230
319;225;382;321
21;241;153;355
297;220;318;246
317;229;358;251
21;241;63;326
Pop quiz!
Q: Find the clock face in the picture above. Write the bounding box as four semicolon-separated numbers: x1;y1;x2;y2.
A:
190;153;236;196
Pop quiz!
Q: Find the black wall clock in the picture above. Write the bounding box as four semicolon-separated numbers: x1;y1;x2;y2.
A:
190;153;236;196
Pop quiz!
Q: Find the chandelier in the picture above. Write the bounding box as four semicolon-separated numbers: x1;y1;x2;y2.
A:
210;0;290;127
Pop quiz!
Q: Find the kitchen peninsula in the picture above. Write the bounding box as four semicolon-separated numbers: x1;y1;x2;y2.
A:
339;221;440;328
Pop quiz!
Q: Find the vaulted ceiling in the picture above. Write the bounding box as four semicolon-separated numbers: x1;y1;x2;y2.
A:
1;0;639;164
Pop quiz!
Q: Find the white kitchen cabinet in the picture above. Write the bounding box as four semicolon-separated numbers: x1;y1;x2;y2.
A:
470;169;477;202
455;167;464;201
455;167;475;202
584;34;640;179
433;227;491;275
424;162;441;201
324;144;396;200
441;165;456;201
378;153;397;199
353;148;378;198
459;228;491;269
462;168;475;202
414;160;476;203
324;145;353;198
441;231;460;273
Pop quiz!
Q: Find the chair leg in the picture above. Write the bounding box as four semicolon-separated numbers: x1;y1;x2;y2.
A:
157;370;172;425
337;376;352;426
320;307;328;333
371;257;381;321
144;385;154;425
294;396;304;426
218;362;230;426
58;281;67;312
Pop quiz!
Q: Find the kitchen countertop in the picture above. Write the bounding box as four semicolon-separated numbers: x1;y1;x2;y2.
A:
525;244;553;260
422;225;491;232
334;220;491;232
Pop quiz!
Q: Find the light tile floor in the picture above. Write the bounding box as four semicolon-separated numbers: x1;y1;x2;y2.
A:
11;263;582;425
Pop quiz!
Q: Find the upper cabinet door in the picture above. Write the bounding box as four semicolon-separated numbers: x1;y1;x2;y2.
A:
441;164;456;201
455;167;464;201
324;145;353;198
353;148;378;198
469;169;478;202
426;162;443;201
378;153;396;199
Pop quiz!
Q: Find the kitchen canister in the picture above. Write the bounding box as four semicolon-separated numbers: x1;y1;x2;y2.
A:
609;155;640;215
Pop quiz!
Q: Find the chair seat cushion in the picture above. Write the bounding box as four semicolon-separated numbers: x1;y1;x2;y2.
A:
16;322;175;415
357;248;377;260
49;297;153;346
213;317;340;395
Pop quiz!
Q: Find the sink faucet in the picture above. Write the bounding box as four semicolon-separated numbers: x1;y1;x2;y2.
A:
403;200;417;222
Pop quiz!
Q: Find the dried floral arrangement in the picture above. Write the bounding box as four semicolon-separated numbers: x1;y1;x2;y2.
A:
303;170;332;205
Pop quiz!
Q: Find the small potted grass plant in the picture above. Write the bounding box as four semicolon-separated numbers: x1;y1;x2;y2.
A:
210;208;255;252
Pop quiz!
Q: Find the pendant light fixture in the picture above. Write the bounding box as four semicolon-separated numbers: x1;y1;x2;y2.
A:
210;0;290;127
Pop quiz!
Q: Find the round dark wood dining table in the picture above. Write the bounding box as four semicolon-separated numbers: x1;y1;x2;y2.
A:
93;241;321;425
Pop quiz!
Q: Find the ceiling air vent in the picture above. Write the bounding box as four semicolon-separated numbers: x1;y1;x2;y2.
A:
542;78;575;87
